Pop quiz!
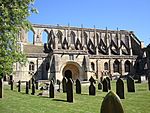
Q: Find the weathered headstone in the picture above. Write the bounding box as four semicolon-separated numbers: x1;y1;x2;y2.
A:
62;77;67;93
76;79;81;94
116;78;125;99
98;82;102;90
10;80;13;90
26;81;29;94
127;76;135;92
29;80;31;89
100;91;124;113
102;78;108;92
18;80;21;92
57;79;61;92
49;81;54;98
148;77;150;91
66;78;73;102
106;77;111;90
89;76;96;95
35;81;38;90
0;78;3;98
31;83;35;95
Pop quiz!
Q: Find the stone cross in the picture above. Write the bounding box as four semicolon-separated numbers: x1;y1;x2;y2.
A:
26;81;29;94
18;80;21;92
76;79;81;94
89;76;96;95
62;77;67;93
49;80;54;98
31;83;35;95
102;78;108;92
0;78;3;98
66;78;73;102
106;77;111;90
98;82;102;90
116;78;125;99
127;76;135;92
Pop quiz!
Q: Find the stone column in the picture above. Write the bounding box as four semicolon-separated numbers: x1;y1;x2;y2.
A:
109;59;114;75
94;27;98;55
54;32;58;49
97;60;103;79
107;32;111;55
121;60;125;76
128;36;133;56
118;33;122;55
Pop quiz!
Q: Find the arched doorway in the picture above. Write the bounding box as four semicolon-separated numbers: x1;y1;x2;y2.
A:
64;70;72;79
62;62;82;80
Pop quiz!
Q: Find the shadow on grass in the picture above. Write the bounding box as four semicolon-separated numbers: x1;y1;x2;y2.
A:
52;99;67;102
81;93;89;96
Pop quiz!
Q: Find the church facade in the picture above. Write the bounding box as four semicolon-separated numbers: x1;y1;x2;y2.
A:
13;24;143;82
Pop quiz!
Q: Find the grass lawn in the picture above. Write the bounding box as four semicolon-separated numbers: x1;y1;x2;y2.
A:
0;81;150;113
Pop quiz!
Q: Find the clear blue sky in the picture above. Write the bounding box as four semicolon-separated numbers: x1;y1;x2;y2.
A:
28;0;150;46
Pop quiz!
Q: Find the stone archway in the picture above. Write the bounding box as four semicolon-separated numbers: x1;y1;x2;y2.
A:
62;63;80;80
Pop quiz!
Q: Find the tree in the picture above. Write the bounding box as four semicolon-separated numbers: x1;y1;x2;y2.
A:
0;0;37;98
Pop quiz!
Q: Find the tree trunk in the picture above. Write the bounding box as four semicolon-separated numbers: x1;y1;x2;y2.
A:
0;78;3;98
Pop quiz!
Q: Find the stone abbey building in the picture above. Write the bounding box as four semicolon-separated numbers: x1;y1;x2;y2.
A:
13;24;144;82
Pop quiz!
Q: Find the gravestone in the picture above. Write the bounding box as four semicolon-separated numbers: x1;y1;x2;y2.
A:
148;77;150;91
29;80;31;89
76;79;81;94
31;83;35;95
66;78;73;102
100;77;103;82
26;82;29;94
62;77;67;93
0;78;3;98
116;78;125;99
98;82;102;90
49;81;54;98
57;79;61;92
10;80;13;90
35;81;38;90
106;77;111;90
100;91;124;113
127;76;135;92
89;76;96;95
18;80;21;92
102;78;108;92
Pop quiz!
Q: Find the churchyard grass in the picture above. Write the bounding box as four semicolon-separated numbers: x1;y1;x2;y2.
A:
0;81;150;113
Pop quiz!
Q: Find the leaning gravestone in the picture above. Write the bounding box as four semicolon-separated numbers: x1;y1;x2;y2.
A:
89;76;96;95
100;91;124;113
148;77;150;91
66;78;73;102
98;82;102;90
76;79;81;94
127;76;135;92
31;83;35;95
116;78;125;99
106;77;111;90
0;78;3;98
18;80;21;92
49;80;54;98
62;77;67;93
102;78;108;92
26;81;29;94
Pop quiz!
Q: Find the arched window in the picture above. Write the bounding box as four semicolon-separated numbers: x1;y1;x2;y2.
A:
113;60;120;73
91;62;95;71
125;60;130;72
29;62;34;71
28;30;34;44
42;30;49;44
104;62;109;70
